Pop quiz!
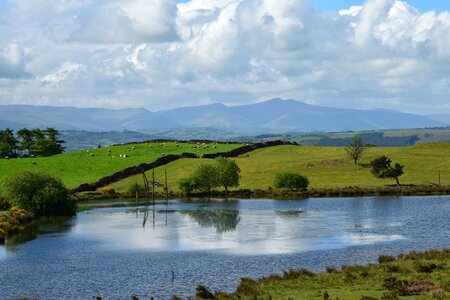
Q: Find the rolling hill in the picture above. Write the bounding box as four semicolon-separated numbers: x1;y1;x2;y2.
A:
0;99;446;134
0;105;179;131
160;99;446;133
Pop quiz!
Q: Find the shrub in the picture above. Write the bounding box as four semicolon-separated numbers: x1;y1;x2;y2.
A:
283;268;315;279
178;176;198;194
274;172;309;190
192;164;219;194
99;186;115;197
379;255;396;263
2;171;76;216
10;207;32;222
326;267;338;273
414;263;438;273
195;285;216;299
0;196;9;210
236;278;260;296
382;277;408;296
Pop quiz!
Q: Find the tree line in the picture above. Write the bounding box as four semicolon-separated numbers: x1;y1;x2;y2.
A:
0;127;65;158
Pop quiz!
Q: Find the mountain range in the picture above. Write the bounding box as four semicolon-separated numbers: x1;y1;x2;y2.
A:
0;99;447;134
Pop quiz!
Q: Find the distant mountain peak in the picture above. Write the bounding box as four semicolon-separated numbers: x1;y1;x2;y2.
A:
0;100;447;134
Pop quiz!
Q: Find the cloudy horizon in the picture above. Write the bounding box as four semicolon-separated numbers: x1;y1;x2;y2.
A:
0;0;449;115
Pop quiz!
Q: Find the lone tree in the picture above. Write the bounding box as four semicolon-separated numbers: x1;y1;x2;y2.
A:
345;135;365;164
214;157;240;195
370;156;404;187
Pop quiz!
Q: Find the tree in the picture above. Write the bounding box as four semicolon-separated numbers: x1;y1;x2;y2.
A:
33;139;63;157
0;142;10;157
178;177;198;194
44;127;60;142
0;128;18;157
370;156;404;187
214;157;240;195
178;163;220;195
274;172;309;191
2;171;76;216
192;164;219;195
17;128;34;155
345;135;365;164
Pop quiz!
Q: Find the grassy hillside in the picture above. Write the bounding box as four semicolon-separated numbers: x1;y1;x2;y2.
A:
111;143;450;193
384;128;450;143
0;142;241;189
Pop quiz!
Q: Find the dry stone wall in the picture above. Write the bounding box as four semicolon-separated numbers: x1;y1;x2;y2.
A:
70;140;297;194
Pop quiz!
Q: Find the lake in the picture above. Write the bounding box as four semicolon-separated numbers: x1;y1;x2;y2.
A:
0;196;449;299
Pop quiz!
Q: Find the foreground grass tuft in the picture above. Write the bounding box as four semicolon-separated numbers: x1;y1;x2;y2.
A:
188;249;450;300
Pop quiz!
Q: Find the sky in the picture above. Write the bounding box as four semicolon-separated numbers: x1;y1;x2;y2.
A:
0;0;449;115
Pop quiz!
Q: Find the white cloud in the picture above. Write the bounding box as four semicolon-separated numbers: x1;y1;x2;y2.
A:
0;44;26;78
339;6;362;17
75;0;179;43
40;62;84;84
0;0;449;114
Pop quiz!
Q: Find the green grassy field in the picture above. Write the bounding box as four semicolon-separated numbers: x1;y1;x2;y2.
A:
384;128;450;143
0;142;241;189
111;142;450;193
198;250;450;300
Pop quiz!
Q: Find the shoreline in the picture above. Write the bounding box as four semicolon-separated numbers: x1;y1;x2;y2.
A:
179;249;450;300
74;184;450;202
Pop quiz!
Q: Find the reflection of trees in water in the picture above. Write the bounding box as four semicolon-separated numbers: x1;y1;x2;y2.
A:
5;216;74;248
181;210;240;233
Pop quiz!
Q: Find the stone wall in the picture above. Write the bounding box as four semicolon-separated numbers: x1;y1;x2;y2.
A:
70;140;298;194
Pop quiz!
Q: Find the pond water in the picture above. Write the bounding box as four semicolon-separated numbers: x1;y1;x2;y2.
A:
0;196;449;299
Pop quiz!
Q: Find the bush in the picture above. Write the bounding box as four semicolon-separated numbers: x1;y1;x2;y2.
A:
274;172;309;190
178;176;198;194
379;255;396;263
0;196;9;210
2;171;76;216
193;164;219;194
99;186;115;197
195;285;216;299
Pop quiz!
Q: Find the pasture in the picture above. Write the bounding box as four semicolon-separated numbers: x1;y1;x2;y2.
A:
111;142;450;193
0;142;241;189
